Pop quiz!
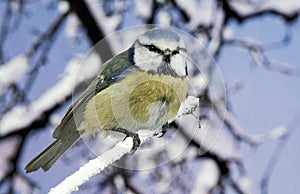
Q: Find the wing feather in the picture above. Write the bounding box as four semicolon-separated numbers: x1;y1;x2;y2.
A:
53;49;134;139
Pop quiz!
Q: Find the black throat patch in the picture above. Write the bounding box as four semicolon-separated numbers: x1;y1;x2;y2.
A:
153;62;180;77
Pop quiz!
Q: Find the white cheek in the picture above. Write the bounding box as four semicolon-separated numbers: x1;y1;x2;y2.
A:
171;55;186;77
134;47;162;71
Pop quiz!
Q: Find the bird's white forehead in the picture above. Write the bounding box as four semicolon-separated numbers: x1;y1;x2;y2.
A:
138;28;185;50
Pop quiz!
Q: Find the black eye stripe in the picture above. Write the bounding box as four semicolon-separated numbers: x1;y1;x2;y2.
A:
145;44;183;56
144;44;163;54
138;40;186;55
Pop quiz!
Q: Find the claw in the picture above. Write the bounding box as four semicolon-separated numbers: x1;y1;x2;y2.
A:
112;128;141;153
129;132;141;154
154;123;168;138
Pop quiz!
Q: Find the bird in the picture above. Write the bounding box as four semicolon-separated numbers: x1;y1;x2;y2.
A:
25;27;189;173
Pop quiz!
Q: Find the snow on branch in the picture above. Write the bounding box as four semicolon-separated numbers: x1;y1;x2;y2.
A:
229;0;300;18
175;0;217;29
85;0;122;35
260;118;299;194
48;96;199;194
177;96;199;118
225;38;297;75
213;101;288;146
0;55;29;95
0;138;20;180
48;135;146;194
191;159;220;194
134;0;153;20
0;53;100;136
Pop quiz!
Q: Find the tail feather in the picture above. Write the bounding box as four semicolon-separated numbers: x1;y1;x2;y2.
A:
25;138;79;173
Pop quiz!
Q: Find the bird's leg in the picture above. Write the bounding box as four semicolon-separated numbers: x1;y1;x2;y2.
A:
154;123;168;138
111;128;141;153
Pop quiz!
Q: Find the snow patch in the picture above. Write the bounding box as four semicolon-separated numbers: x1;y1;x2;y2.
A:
65;13;80;39
191;159;219;194
58;1;70;14
175;0;216;29
0;55;29;95
236;176;253;194
135;0;153;19
230;0;300;16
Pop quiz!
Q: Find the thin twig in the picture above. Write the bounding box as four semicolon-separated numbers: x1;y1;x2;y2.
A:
260;118;299;194
225;38;296;75
213;101;261;146
0;1;12;64
25;12;69;58
23;12;69;99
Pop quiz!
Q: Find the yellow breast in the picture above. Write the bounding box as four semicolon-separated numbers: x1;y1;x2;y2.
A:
84;70;188;135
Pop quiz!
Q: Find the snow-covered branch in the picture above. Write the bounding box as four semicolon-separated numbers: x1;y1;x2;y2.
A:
225;38;297;75
213;101;288;146
229;0;300;18
48;96;199;194
0;53;101;136
260;118;299;194
0;55;29;95
48;134;148;194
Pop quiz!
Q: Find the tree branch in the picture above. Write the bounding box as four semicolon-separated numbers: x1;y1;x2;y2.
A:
260;118;299;194
48;135;149;194
48;96;199;194
0;1;12;63
220;0;300;24
66;0;114;62
225;38;297;75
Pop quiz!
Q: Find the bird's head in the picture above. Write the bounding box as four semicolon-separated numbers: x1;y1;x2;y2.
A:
133;28;187;77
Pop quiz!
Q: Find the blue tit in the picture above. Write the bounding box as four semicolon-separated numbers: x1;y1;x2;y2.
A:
25;28;189;173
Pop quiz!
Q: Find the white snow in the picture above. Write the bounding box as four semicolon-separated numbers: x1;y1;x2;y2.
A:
236;176;253;194
48;133;151;194
58;1;70;14
191;159;220;194
13;174;32;194
0;53;101;136
177;96;199;118
230;0;300;16
208;6;224;55
134;0;153;19
157;10;171;26
175;0;216;29
0;138;19;180
268;126;287;139
85;0;121;35
0;55;29;95
113;175;125;191
222;27;234;41
49;114;62;128
164;130;190;163
177;114;241;160
189;73;208;96
65;13;80;39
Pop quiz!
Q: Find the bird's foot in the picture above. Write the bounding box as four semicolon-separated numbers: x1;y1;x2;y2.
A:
154;123;168;138
112;128;141;154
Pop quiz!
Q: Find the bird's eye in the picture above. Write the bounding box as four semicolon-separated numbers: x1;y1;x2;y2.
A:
148;45;156;51
145;44;162;54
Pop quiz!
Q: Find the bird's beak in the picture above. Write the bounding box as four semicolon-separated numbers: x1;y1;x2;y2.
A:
163;49;171;63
